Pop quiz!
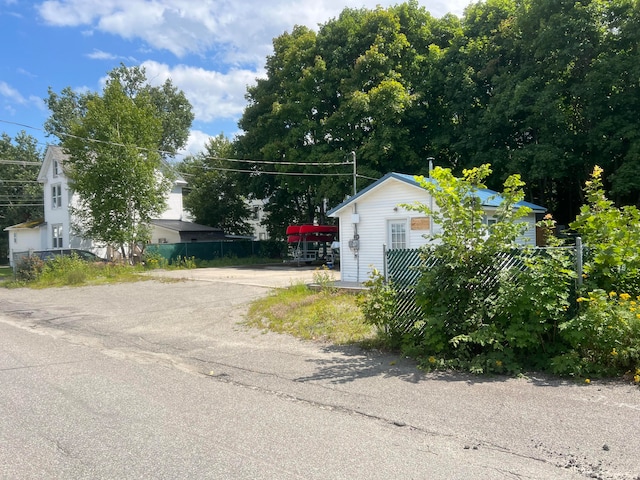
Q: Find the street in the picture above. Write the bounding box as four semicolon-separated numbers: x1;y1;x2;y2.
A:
1;266;639;479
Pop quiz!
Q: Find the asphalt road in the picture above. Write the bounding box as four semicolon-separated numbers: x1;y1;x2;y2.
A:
1;266;639;479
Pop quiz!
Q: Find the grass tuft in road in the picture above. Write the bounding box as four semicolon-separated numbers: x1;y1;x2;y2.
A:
245;283;376;345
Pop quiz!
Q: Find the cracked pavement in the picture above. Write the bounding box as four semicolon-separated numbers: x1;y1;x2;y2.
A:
1;266;639;479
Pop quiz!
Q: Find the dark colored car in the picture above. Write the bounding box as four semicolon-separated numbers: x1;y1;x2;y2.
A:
32;249;107;262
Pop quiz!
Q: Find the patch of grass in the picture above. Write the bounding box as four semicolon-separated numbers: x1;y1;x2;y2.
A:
245;283;377;345
0;266;13;281
4;257;149;289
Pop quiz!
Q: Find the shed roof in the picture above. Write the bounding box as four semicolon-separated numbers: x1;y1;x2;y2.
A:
3;218;46;231
327;172;546;216
150;219;224;234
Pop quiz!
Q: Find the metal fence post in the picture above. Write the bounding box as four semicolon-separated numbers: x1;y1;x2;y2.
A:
383;244;388;281
575;236;583;287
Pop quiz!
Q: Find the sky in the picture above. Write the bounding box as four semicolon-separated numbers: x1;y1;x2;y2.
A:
0;0;471;159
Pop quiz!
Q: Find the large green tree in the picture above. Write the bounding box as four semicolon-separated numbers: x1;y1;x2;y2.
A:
0;132;43;262
430;0;640;224
47;66;194;256
178;134;253;236
236;2;446;237
237;0;640;231
45;64;194;157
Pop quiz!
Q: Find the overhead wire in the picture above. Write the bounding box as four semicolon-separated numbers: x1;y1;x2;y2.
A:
0;118;355;170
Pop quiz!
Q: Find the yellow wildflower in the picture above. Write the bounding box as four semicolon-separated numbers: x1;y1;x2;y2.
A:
495;360;503;367
634;375;640;383
620;293;631;301
577;297;588;303
631;301;637;306
592;165;603;178
611;348;618;356
609;291;617;298
585;378;591;384
428;356;436;364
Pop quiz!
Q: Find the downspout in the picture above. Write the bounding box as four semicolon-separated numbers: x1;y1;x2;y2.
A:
354;202;359;283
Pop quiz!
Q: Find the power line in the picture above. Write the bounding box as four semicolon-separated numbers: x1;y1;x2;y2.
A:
0;119;354;168
0;159;41;166
0;180;40;183
0;204;43;207
181;166;352;177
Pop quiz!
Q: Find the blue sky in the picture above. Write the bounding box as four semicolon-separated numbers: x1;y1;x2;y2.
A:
0;0;469;159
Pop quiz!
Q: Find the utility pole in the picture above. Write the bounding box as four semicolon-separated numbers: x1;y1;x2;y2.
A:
352;151;357;196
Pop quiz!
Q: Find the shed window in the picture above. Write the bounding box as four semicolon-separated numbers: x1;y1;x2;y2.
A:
388;220;407;250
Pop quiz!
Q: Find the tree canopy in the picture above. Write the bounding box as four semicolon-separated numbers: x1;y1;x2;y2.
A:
46;65;194;255
178;134;253;236
0;132;43;261
235;0;640;233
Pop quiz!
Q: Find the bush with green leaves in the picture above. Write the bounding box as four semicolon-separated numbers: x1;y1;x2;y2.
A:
553;290;640;377
357;268;398;336
355;165;577;374
143;250;168;269
15;255;45;282
570;166;640;296
400;165;573;372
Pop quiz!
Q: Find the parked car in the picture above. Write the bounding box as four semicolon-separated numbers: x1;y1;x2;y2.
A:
32;249;107;263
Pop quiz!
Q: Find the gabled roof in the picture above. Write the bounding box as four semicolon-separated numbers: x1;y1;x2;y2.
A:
327;172;546;217
37;145;66;182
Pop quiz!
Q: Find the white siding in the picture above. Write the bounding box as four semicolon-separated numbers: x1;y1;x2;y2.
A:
6;226;46;266
333;178;540;283
158;184;186;220
335;179;435;283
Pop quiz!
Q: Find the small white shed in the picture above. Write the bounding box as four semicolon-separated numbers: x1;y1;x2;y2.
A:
327;172;546;283
4;219;47;266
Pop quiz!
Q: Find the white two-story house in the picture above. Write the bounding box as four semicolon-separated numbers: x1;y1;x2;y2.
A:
5;145;224;265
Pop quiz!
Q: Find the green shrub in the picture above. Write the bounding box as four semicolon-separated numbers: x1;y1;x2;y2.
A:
357;268;397;330
143;251;168;269
16;255;45;281
571;165;640;296
400;165;557;373
553;289;640;377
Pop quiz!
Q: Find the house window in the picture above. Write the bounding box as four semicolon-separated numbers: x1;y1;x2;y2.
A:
52;184;62;209
483;215;498;231
52;224;63;248
388;220;407;250
53;159;60;176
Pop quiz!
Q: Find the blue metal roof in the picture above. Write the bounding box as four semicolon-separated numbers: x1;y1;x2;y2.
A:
327;172;546;216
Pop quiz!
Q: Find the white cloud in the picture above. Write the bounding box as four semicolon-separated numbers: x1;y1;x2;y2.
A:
86;49;118;60
37;0;471;63
86;49;137;62
0;81;27;103
178;129;214;158
140;60;263;123
0;82;46;114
